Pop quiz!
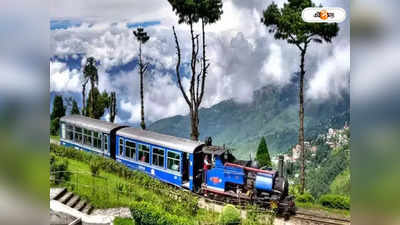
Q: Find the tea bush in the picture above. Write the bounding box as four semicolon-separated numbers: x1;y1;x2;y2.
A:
219;204;241;225
318;194;350;210
296;192;315;203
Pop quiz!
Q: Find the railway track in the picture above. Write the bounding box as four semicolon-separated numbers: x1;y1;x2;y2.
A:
293;211;351;225
191;191;351;225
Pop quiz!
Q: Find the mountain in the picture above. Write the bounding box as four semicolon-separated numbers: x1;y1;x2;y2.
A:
149;76;349;159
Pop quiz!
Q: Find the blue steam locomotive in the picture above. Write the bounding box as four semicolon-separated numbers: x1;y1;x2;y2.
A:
59;115;295;215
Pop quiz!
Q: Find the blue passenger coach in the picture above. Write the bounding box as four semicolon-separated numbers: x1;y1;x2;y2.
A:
116;127;204;190
59;115;126;158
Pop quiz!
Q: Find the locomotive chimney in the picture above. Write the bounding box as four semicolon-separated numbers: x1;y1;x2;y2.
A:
278;155;284;178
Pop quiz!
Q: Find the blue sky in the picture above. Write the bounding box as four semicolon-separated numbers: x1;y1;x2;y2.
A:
50;0;350;126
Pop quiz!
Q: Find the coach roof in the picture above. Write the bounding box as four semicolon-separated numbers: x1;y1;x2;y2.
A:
117;127;204;154
60;115;124;133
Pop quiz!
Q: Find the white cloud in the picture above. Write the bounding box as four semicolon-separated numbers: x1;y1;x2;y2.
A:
307;45;350;100
50;61;81;92
50;0;350;123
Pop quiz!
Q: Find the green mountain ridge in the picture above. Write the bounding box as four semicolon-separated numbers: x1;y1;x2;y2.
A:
149;77;349;159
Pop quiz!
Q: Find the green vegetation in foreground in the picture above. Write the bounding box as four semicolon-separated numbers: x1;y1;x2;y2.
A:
50;135;60;142
113;217;135;225
295;202;350;217
51;144;275;225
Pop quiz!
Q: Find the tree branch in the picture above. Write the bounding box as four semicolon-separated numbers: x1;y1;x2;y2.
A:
289;33;303;51
172;26;191;107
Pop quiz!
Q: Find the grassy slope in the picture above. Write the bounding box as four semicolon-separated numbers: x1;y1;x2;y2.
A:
59;157;224;224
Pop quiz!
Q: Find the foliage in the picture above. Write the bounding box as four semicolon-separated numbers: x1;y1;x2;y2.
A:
70;99;80;115
330;167;350;196
255;137;271;168
296;192;315;203
85;87;110;119
89;159;102;177
133;27;150;44
318;194;350;210
130;201;193;225
50;153;70;185
114;217;135;225
167;0;223;25
109;92;117;123
149;82;350;158
219;204;241;225
261;0;339;45
50;144;199;215
83;57;99;118
306;148;349;198
50;95;66;135
261;0;340;194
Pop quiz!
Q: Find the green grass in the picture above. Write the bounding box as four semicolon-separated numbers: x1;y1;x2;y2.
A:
50;135;60;142
113;217;135;225
63;158;189;214
295;201;350;217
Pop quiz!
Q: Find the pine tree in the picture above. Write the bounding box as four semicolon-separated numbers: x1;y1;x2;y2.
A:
50;95;66;135
85;88;110;119
261;0;339;193
256;137;272;168
70;99;80;115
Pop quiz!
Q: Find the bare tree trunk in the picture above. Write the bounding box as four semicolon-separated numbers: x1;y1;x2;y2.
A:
139;42;146;130
172;24;203;141
109;92;116;123
189;20;199;141
82;84;86;116
90;80;94;118
299;48;306;194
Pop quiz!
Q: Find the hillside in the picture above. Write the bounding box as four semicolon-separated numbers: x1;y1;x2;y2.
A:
149;76;349;159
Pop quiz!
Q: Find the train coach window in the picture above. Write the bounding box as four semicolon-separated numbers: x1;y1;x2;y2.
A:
167;151;180;172
93;132;101;149
66;124;73;141
119;138;124;156
125;141;136;160
83;129;92;146
74;126;83;143
152;147;164;168
104;135;108;152
138;144;150;163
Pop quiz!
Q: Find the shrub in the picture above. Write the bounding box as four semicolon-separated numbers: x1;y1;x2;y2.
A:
114;217;135;225
296;192;315;203
318;194;350;210
50;143;199;215
50;156;70;185
130;201;193;225
90;159;102;177
219;204;241;225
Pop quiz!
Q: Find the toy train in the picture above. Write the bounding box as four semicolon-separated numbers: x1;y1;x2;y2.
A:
59;115;296;215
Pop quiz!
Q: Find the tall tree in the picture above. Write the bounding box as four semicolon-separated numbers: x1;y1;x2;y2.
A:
85;88;110;119
50;95;66;135
70;99;80;115
169;0;223;140
256;137;272;168
81;76;89;116
109;91;117;123
83;57;99;118
261;0;339;193
133;27;150;130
